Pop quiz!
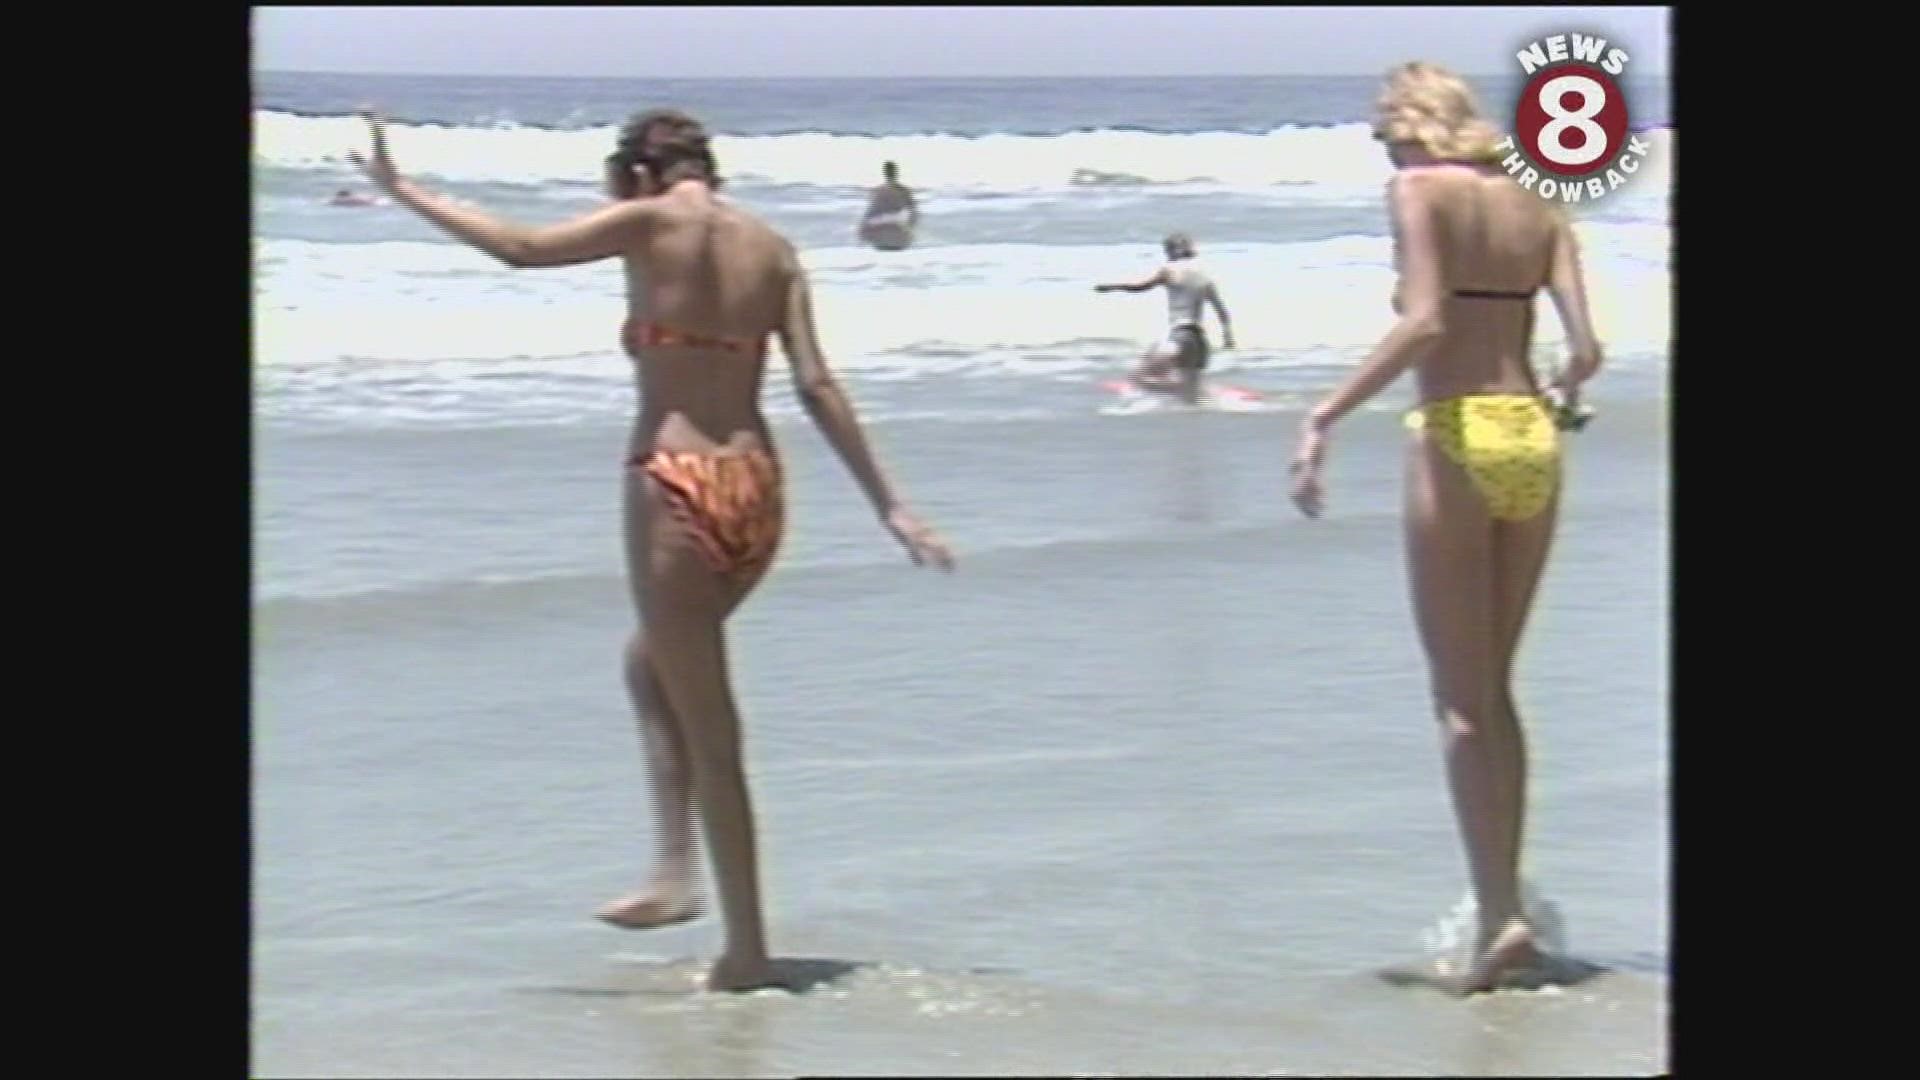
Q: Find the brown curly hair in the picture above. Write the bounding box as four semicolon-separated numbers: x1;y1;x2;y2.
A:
607;108;724;194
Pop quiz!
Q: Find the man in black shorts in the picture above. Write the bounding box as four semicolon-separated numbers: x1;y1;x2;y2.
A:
1095;232;1234;404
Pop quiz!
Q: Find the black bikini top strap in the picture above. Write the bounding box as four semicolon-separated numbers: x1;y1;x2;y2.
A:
1451;288;1536;300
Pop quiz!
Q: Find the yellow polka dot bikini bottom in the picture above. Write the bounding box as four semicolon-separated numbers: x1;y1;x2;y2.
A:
1405;394;1561;522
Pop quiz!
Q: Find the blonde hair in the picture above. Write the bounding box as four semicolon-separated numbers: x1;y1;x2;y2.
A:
1374;61;1506;165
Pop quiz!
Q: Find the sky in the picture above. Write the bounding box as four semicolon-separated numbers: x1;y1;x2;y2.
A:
253;6;1670;79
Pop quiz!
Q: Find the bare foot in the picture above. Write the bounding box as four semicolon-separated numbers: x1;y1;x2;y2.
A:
705;952;782;993
595;881;700;930
1457;918;1548;994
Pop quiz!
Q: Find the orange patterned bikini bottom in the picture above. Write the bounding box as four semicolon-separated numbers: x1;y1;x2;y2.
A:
632;447;785;579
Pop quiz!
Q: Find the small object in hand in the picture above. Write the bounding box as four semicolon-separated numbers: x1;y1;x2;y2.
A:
1543;387;1593;432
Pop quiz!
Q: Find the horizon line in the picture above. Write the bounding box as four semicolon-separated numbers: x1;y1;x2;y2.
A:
255;67;1579;82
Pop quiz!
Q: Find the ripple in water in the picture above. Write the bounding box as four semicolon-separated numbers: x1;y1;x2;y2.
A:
1418;880;1570;974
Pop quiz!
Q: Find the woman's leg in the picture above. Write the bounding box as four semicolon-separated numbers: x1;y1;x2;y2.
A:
648;561;776;987
598;464;773;933
1403;434;1534;991
598;465;701;928
595;633;702;928
637;456;783;991
1489;488;1560;935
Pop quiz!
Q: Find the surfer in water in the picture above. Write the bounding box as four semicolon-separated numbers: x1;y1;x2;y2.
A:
1094;233;1235;405
1286;63;1604;994
352;107;955;992
858;161;919;250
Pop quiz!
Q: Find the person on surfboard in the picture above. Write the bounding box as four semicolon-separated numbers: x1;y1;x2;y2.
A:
858;161;919;251
1094;232;1235;405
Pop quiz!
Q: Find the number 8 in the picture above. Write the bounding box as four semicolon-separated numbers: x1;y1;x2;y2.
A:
1536;74;1608;168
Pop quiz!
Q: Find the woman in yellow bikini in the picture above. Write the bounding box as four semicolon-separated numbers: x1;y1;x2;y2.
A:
1287;63;1604;993
353;107;954;992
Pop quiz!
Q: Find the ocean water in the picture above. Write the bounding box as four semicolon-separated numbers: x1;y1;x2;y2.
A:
251;72;1672;1077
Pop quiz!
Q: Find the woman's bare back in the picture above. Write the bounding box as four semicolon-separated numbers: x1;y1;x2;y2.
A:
1408;165;1564;402
620;191;802;453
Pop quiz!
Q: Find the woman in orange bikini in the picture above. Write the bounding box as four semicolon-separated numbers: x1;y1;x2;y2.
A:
354;107;954;992
1286;63;1604;993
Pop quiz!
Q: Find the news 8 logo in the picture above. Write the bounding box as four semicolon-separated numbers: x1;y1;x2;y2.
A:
1502;33;1649;202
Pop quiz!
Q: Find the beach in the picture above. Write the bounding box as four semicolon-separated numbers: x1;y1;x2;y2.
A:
252;71;1671;1076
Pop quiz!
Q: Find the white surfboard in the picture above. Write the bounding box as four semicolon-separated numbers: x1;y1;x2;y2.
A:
860;211;915;251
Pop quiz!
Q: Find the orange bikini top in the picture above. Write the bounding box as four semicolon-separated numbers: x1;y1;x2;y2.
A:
623;319;766;359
